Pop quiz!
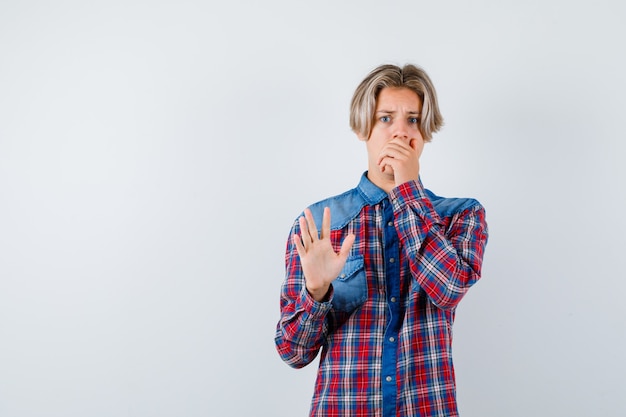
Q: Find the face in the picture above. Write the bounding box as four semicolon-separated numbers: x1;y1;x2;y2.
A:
359;87;425;185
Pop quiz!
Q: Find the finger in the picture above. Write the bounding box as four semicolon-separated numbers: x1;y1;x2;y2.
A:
379;149;411;169
298;215;311;247
293;233;306;257
377;152;395;168
376;146;392;165
304;208;319;241
320;207;330;240
378;155;399;169
377;143;407;165
338;233;356;260
378;157;395;174
381;164;392;173
391;138;416;153
390;137;413;147
386;141;412;156
411;137;425;157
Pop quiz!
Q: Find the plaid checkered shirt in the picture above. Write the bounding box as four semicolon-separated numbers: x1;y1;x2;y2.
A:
275;173;488;416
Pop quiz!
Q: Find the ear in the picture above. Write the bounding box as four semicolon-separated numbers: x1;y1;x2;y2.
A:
356;134;368;142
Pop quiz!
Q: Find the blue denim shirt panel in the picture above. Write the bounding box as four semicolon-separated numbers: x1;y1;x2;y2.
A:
331;255;367;312
306;173;387;232
305;172;479;229
301;173;481;314
424;188;480;220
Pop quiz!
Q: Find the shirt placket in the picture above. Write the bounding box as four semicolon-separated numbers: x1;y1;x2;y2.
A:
381;198;401;417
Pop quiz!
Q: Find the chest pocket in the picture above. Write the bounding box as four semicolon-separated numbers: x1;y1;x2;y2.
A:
331;255;368;313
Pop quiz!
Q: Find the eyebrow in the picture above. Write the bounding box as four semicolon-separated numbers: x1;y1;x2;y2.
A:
376;110;421;115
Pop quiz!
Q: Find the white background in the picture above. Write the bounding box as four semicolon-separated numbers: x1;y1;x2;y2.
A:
1;1;625;416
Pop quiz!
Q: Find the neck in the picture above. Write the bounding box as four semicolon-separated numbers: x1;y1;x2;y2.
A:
366;169;395;194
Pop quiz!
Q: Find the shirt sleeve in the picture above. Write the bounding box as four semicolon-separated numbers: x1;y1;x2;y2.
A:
274;221;333;369
389;180;489;311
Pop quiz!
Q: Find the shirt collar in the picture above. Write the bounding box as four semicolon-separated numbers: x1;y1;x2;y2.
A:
357;172;388;205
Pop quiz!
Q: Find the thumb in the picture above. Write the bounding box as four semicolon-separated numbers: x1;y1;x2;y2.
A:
338;234;356;259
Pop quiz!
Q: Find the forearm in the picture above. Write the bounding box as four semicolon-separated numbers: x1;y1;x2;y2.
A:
275;285;331;368
274;234;333;368
390;180;488;310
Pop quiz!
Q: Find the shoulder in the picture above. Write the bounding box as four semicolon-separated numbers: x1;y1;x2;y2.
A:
425;188;485;219
303;187;366;231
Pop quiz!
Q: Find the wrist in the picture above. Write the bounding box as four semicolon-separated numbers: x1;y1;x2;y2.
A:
307;284;331;303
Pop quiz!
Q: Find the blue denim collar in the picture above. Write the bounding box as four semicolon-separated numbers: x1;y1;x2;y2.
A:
356;172;388;205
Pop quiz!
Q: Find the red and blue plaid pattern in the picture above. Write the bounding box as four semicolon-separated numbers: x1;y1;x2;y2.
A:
275;176;488;416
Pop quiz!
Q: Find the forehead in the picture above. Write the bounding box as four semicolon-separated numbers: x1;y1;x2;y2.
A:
376;87;422;110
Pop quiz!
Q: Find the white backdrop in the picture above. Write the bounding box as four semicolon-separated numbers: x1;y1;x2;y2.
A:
1;1;625;416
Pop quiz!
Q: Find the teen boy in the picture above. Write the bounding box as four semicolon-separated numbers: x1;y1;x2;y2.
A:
275;64;488;417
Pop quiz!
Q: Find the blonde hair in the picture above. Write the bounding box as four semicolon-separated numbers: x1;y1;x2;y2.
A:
350;64;443;142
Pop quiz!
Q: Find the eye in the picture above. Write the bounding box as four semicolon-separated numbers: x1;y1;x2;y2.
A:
408;117;420;125
379;115;391;123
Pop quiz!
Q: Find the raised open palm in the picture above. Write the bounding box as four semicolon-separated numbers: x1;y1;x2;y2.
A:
293;207;356;302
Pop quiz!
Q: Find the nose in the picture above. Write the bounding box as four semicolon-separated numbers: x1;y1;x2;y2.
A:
392;119;410;140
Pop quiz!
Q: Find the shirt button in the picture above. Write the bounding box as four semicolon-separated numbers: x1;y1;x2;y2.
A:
387;221;393;227
386;376;392;382
390;297;396;303
389;337;395;342
389;258;395;263
340;274;346;278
